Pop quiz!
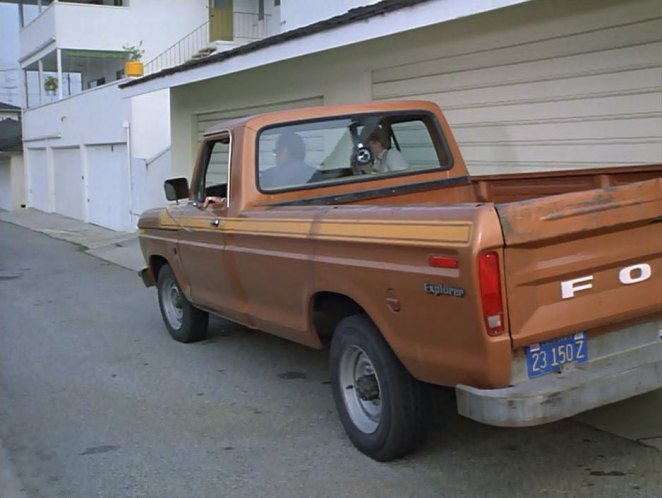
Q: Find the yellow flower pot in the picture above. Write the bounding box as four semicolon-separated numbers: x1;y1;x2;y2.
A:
125;61;144;77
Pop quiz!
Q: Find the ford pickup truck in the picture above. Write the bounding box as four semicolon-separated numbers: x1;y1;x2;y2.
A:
137;100;662;461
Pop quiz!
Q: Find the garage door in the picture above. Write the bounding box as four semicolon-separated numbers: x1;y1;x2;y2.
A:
27;148;49;212
372;0;662;174
53;147;85;220
87;144;129;231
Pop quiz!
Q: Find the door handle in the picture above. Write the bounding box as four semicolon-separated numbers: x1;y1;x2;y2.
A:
210;219;221;227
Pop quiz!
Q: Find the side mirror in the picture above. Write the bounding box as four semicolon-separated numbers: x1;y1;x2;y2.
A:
164;177;189;201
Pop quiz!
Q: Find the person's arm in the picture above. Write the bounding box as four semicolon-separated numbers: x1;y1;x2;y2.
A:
202;196;225;208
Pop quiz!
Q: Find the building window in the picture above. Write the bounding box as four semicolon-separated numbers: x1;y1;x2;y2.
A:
258;0;264;20
274;0;280;5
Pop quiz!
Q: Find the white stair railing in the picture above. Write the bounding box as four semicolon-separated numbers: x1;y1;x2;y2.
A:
143;12;273;76
144;21;210;76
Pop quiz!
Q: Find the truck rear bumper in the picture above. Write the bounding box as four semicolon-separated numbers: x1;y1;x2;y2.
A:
456;326;662;427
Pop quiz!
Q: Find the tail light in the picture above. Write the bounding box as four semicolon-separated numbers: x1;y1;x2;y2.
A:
478;251;504;336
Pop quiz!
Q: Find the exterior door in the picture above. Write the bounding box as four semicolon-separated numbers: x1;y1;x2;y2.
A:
209;0;233;41
172;135;247;324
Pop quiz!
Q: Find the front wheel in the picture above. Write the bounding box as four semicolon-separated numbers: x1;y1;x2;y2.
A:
330;314;429;461
156;264;208;343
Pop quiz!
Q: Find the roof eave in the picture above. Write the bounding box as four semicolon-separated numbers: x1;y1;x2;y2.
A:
120;0;531;98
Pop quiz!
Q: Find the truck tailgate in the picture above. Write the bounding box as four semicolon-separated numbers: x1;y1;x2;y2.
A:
496;178;662;347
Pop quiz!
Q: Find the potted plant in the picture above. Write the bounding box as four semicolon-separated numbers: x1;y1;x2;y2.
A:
44;75;58;94
123;41;145;77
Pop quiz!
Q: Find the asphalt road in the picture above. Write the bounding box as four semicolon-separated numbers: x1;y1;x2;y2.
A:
1;221;661;498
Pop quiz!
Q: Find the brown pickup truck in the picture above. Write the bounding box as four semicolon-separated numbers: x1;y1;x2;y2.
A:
138;100;662;461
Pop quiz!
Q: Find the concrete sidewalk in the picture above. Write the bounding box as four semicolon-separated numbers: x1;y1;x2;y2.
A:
0;208;144;272
0;208;660;455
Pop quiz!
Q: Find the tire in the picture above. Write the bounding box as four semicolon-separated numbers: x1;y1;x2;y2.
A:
156;264;208;343
330;314;430;461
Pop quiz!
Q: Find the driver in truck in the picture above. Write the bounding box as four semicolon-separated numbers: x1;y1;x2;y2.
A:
260;131;317;189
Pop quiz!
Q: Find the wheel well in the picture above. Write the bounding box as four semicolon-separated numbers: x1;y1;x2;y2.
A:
149;255;169;280
312;292;365;345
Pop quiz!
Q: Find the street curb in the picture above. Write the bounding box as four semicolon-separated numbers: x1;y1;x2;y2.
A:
0;439;30;498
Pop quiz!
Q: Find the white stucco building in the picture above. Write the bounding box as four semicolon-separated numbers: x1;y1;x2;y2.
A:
122;0;662;185
6;0;662;232
5;0;293;229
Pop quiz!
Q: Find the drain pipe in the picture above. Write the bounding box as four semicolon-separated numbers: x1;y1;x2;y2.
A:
122;120;134;229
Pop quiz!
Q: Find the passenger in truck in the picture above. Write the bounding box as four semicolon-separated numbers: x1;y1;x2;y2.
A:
367;127;408;173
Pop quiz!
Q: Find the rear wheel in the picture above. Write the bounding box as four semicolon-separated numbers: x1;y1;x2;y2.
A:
330;314;429;461
157;264;208;343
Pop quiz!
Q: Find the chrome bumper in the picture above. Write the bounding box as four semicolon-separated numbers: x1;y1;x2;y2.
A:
456;320;662;427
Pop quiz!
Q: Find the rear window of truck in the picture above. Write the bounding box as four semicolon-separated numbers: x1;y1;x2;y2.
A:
256;112;452;192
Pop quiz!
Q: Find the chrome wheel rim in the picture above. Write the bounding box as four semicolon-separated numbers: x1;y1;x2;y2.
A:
161;277;183;329
338;345;382;434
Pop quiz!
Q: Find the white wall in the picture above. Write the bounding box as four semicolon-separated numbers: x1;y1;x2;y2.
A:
22;79;172;231
20;0;208;66
23;82;129;146
129;89;173;222
54;0;208;62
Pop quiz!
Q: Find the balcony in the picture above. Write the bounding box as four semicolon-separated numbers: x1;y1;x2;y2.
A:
18;1;131;67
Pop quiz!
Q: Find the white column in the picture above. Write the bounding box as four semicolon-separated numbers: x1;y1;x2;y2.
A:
21;69;28;109
56;48;63;100
37;59;44;106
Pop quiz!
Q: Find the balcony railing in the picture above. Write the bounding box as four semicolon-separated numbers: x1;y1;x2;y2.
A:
144;12;271;76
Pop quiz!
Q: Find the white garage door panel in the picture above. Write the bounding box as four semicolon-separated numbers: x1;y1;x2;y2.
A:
53;147;84;220
374;43;661;101
377;65;661;111
373;0;662;173
374;19;662;85
441;92;661;123
452;115;662;144
27;149;48;212
0;158;11;211
463;142;661;171
87;144;128;231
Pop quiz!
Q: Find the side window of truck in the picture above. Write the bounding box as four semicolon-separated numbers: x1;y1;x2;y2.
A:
201;135;230;199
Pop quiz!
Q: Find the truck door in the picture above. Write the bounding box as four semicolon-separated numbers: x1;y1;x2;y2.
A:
173;134;248;324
